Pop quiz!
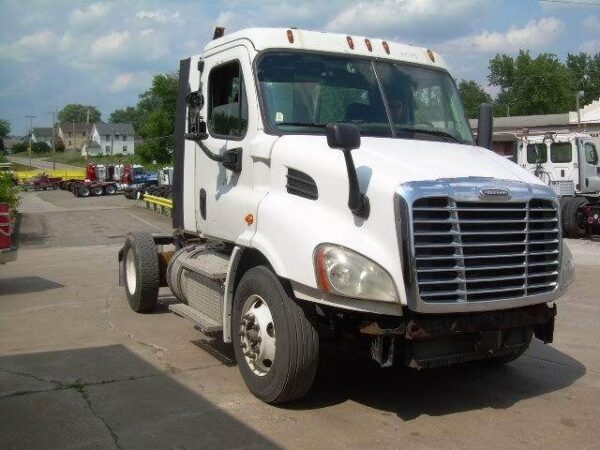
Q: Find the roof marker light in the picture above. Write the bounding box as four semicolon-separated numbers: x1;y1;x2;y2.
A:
427;49;435;62
382;41;390;54
287;29;294;44
346;36;354;50
365;39;372;52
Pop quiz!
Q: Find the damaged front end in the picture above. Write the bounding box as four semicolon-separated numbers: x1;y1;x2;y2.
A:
360;303;556;369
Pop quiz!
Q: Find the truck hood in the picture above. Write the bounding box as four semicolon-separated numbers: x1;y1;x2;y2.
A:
273;135;542;187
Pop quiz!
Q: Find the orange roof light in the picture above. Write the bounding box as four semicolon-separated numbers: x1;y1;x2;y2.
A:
382;41;390;55
287;29;294;44
346;36;354;50
427;49;435;62
364;38;372;52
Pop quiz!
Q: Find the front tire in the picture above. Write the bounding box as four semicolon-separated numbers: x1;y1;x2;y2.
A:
232;266;319;404
563;197;588;238
123;232;159;313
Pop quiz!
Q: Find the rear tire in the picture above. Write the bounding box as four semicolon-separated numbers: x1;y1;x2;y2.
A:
105;184;117;195
563;197;588;238
92;186;104;196
78;185;91;197
232;266;319;404
123;233;159;313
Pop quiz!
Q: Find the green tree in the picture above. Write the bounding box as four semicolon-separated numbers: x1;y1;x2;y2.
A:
488;50;573;116
458;80;492;119
135;73;178;164
109;106;142;131
0;119;10;137
58;104;101;123
566;52;600;106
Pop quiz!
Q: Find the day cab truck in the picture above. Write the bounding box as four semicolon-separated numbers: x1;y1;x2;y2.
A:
119;27;575;404
517;131;600;237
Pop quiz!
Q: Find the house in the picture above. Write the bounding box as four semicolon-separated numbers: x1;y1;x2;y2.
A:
82;122;135;156
31;127;54;146
470;99;600;159
57;122;92;152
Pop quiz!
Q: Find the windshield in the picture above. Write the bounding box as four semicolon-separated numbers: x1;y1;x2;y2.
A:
257;52;474;144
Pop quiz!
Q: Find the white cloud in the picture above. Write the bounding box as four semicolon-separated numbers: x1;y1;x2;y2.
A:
108;72;150;92
580;40;600;54
325;0;486;37
69;3;111;26
90;31;131;60
441;17;564;54
135;10;181;23
584;16;600;32
0;30;60;61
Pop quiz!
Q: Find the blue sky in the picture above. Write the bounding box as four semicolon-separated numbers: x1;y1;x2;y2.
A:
1;0;599;135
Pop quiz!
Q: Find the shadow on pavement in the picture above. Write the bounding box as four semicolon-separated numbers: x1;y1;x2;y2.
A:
0;276;63;296
0;345;279;450
289;339;586;421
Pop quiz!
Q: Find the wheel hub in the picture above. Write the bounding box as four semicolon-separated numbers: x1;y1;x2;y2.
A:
240;295;275;376
125;248;137;295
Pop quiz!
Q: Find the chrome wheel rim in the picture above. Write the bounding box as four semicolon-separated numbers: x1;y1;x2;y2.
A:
240;294;275;376
125;248;137;295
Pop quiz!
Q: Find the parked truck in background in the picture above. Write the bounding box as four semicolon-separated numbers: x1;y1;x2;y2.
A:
517;131;600;237
119;28;575;404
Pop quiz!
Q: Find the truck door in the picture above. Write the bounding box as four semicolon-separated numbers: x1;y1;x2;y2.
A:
549;140;576;182
578;140;600;193
195;45;259;242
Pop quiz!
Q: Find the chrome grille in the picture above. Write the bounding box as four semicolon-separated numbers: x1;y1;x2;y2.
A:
412;197;559;303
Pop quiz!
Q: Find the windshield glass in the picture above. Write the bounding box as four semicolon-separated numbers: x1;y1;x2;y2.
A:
256;52;474;144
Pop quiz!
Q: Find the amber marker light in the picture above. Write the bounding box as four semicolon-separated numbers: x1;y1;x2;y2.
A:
346;36;354;49
287;29;294;44
245;214;254;225
365;39;372;52
382;41;390;54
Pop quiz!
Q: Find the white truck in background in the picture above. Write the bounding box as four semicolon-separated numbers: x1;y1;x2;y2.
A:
517;131;600;237
119;27;575;404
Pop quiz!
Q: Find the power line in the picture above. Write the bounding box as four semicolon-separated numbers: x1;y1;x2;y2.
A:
539;0;600;6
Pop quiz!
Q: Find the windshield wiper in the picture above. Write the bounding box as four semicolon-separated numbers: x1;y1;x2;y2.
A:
394;126;462;143
275;122;326;128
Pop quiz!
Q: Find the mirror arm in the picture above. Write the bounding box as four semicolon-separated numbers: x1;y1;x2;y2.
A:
342;150;369;218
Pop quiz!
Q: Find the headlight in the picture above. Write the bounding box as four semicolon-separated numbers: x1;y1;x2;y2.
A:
314;244;397;302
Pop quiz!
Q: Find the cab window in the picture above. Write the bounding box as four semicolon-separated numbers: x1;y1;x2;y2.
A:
550;142;572;163
208;61;248;138
585;143;599;165
527;143;547;164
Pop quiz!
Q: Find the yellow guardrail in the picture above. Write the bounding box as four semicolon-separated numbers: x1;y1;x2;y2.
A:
14;169;86;182
143;194;173;216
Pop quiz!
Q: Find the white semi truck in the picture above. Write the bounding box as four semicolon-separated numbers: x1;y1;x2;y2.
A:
516;131;600;237
119;28;575;403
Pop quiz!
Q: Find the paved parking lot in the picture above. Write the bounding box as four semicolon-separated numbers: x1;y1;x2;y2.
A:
1;190;599;449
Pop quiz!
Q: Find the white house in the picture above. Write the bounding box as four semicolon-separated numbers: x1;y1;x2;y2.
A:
82;122;135;156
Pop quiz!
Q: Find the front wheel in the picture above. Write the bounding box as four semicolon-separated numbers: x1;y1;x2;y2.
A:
123;232;159;313
232;266;319;404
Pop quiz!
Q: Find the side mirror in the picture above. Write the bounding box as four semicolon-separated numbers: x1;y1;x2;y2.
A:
326;123;360;150
185;91;208;141
326;124;369;218
477;103;494;150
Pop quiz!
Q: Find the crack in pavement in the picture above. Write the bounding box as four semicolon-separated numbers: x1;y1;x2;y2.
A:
0;362;225;400
75;382;122;450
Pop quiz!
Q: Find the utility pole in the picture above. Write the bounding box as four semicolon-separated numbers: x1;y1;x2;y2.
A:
576;91;584;130
25;115;36;171
72;119;75;152
48;109;57;170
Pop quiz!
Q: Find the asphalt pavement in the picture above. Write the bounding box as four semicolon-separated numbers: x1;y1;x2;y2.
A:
1;190;599;449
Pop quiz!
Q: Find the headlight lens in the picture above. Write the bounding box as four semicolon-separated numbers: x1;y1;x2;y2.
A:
314;244;397;302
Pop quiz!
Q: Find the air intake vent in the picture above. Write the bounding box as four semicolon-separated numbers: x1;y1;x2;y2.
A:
412;197;559;303
286;168;318;200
